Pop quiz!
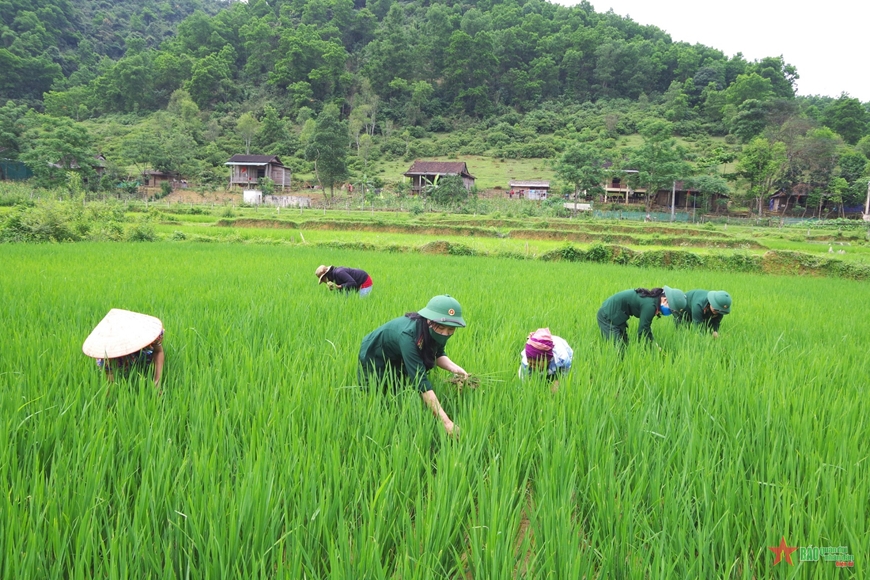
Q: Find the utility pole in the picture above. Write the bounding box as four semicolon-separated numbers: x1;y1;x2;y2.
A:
864;180;870;221
670;181;676;222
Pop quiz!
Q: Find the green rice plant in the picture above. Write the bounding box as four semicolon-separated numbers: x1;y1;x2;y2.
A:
0;243;866;578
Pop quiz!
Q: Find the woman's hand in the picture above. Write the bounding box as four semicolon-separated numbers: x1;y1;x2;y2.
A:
436;356;467;379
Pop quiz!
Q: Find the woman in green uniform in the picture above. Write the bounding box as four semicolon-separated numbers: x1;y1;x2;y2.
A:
597;286;687;346
674;290;731;338
358;295;469;436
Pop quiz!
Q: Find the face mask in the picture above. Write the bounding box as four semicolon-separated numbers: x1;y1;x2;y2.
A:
429;327;450;346
660;305;672;316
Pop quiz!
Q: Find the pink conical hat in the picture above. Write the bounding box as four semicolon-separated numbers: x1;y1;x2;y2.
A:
82;309;163;359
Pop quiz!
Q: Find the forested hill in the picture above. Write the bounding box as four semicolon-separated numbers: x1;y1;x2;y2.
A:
1;0;226;102
4;0;803;116
2;0;869;211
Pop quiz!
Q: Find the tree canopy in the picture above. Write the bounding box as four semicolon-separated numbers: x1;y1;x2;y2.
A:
2;0;868;217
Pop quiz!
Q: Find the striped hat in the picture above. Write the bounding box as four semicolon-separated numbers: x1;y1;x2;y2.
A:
525;328;554;360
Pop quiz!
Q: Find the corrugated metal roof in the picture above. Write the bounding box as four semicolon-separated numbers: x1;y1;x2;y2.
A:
403;161;475;179
225;154;285;166
509;180;550;188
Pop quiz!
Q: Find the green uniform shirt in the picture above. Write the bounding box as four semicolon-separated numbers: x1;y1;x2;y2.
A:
599;289;660;342
358;316;446;392
677;289;723;332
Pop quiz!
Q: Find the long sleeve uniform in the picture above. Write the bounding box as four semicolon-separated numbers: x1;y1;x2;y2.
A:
599;289;659;342
358;316;445;392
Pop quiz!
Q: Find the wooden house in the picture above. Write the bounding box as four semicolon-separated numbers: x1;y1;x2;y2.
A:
49;154;107;176
652;181;729;213
141;169;181;188
601;169;646;203
509;180;550;200
403;161;475;194
225;154;290;189
768;184;809;213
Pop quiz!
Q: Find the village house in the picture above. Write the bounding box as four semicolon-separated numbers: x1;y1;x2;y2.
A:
403;161;475;194
49;154;108;177
141;169;182;189
652;181;729;213
225;154;291;189
601;169;646;203
508;180;550;200
768;184;810;214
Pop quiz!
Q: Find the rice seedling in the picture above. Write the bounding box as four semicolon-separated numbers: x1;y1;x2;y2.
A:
0;241;866;578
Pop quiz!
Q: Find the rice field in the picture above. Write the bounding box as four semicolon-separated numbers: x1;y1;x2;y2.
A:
1;242;867;578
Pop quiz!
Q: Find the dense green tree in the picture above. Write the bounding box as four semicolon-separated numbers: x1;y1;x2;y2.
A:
0;49;62;100
166;89;201;125
240;16;279;83
120;128;160;178
626;120;692;211
304;104;348;203
174;10;226;58
748;56;798;98
20;112;96;187
237;112;260;155
736;137;788;216
186;48;235;108
699;83;727;124
270;24;347;103
837;150;869;207
256;105;291;155
0;100;30;159
554;142;609;197
821;94;869;145
90;52;154;113
429;174;468;206
443;30;498;116
723;73;774;108
9;0;867;198
153;53;193;105
686;174;731;213
662;80;691;122
730;99;769;143
146;112;199;178
43;86;92;120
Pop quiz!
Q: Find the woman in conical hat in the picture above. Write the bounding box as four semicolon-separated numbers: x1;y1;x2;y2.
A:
83;309;165;386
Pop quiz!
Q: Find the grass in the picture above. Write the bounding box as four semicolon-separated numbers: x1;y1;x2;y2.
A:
1;242;866;577
143;206;870;265
373;155;557;191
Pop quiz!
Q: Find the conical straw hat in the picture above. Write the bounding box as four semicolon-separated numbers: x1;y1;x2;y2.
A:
82;309;163;359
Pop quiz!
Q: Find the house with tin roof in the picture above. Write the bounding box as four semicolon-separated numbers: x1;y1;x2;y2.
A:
403;160;475;194
509;179;550;200
225;154;290;189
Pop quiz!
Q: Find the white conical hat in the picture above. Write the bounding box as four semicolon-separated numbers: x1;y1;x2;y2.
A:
82;309;163;359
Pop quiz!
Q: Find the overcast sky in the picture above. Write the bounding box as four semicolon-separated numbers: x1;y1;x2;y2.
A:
555;0;870;102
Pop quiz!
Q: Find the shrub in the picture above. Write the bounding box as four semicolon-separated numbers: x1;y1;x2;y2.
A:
125;222;156;242
0;201;81;242
586;243;609;262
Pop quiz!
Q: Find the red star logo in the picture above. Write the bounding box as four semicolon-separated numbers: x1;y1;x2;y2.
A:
768;537;798;566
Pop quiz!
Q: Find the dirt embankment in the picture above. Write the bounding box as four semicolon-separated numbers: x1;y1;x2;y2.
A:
217;218;763;249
